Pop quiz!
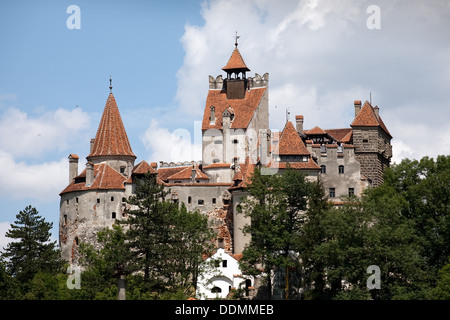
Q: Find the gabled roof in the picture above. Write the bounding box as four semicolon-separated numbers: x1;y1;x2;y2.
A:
87;93;136;160
277;121;310;156
351;101;392;138
304;126;327;135
133;160;157;175
60;163;127;195
202;87;267;130
222;47;250;72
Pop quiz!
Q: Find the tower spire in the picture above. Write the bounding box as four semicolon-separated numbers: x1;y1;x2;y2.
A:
235;31;240;47
109;75;113;93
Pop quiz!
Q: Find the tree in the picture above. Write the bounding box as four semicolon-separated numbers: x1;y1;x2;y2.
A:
118;171;215;298
430;256;450;300
119;171;175;290
168;203;215;296
239;167;311;299
2;206;62;289
299;177;332;299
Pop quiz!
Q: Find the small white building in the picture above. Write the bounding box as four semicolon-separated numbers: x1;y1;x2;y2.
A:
196;248;254;300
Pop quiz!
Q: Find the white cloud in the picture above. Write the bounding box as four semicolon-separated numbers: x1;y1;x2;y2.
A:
141;119;202;163
0;107;90;159
0;222;17;252
174;0;450;164
0;150;67;202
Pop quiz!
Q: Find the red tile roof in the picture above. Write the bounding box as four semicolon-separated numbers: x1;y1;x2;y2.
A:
305;126;327;135
87;93;136;160
60;163;127;195
269;159;321;170
351;101;392;137
324;128;352;142
166;166;209;181
277;121;310;156
133;160;157;175
230;156;255;190
202;87;267;130
222;47;250;72
157;166;190;182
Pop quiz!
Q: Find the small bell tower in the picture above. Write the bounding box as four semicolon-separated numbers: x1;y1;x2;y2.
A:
222;32;250;99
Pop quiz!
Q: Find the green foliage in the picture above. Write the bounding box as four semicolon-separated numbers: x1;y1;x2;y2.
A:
430;257;450;300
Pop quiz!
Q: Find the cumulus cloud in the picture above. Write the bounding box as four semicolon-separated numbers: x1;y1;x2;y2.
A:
141;119;202;163
0;222;13;252
0;107;90;159
0;106;90;202
0;150;67;202
173;0;450;163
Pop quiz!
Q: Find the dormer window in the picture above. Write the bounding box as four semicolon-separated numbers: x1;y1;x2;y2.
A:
210;106;215;124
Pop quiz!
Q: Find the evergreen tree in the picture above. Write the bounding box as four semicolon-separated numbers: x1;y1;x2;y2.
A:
2;206;62;289
119;171;174;289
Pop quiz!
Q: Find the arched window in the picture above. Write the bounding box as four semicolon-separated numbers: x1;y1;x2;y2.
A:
211;287;222;293
320;165;326;174
338;165;344;174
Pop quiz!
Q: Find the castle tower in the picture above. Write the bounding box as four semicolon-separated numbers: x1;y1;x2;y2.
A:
202;39;269;170
86;82;136;175
59;81;137;264
351;100;392;186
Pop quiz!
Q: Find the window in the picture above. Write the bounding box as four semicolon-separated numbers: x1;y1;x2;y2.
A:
76;197;79;204
329;188;335;198
222;260;227;268
320;145;327;153
111;196;114;201
74;237;79;246
232;139;239;144
348;188;355;197
112;212;116;219
212;198;216;204
120;166;126;174
122;197;126;202
63;214;67;226
66;199;69;205
188;196;192;204
211;287;222;293
97;198;100;204
320;165;326;174
338;165;345;174
198;199;204;205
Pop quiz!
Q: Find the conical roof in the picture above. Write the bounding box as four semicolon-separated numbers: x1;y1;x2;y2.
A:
222;46;250;72
87;93;136;160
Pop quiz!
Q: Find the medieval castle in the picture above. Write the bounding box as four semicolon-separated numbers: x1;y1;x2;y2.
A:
59;41;392;298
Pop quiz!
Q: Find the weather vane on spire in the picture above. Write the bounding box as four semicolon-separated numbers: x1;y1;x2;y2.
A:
109;75;112;93
235;31;240;47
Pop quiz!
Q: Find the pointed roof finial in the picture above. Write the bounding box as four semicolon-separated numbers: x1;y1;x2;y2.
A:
235;31;240;47
109;75;113;93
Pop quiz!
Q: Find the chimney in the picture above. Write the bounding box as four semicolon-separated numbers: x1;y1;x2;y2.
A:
90;139;95;154
86;162;94;186
354;100;362;117
68;154;79;183
374;106;380;119
295;115;304;133
191;166;196;183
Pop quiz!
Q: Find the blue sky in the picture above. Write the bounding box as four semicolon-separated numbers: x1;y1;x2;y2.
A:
1;0;450;249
